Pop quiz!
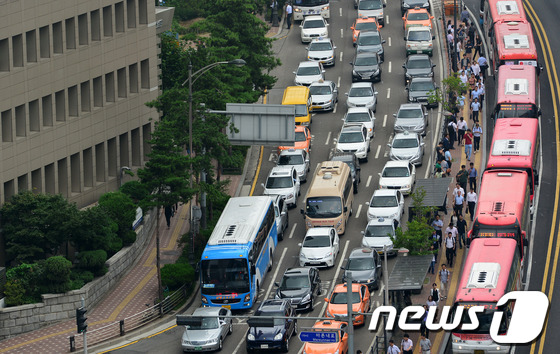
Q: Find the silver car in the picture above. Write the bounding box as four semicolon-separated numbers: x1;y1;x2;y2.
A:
273;194;289;241
276;148;310;183
388;131;425;166
307;37;337;66
309;80;338;111
358;0;387;26
346;82;378;112
393;103;428;136
180;307;233;352
293;61;325;86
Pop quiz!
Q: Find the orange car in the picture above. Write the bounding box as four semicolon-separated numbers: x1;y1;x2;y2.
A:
303;320;349;354
324;283;370;326
402;7;434;30
278;125;312;155
351;17;381;46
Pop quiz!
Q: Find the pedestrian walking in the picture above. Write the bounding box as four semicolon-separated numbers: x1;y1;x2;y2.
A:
420;306;430;338
468;162;478;191
388;340;401;354
465;37;474;60
460;53;470;70
439;264;450;298
164;204;173;229
428;245;437;274
445;231;456;267
431;214;444;247
464;129;474;160
457;165;469;193
473;35;482;60
471;61;481;79
471;97;481;122
459;69;468;85
478;55;489;79
473;122;483;152
477;78;485;104
286;2;293;29
431;230;440;249
448;119;458;147
468;73;477;97
454;190;465;217
445;148;453;168
457;214;467;249
467;188;478;220
420;334;432;354
443;134;452;151
270;0;278;23
401;334;413;354
457;116;467;144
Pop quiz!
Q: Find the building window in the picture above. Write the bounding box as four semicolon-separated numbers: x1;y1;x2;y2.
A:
32;169;42;194
139;0;148;24
71;153;81;193
143;123;152;160
93;76;103;107
115;2;125;33
58;158;68;197
68;85;79;117
15;104;26;137
65;17;76;50
18;174;28;193
129;63;138;93
4;180;15;202
12;34;23;67
1;109;13;142
119;132;129;167
103;6;113;37
26;30;37;63
52;21;63;54
96;142;106;182
117;67;127;98
0;39;9;71
42;94;53;126
78;13;88;46
39;25;50;58
131;128;141;166
105;72;115;102
81;81;91;112
55;90;66;121
127;0;137;29
29;99;40;131
83;148;93;187
91;10;101;41
45;163;55;194
140;59;150;89
108;138;117;177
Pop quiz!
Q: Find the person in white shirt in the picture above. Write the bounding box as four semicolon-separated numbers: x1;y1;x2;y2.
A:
471;62;480;77
401;334;413;354
445;222;458;240
286;3;293;29
388;339;401;354
459;70;468;84
466;189;478;220
453;182;465;198
457;117;467;144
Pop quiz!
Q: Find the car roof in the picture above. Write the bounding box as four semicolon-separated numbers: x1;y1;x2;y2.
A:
372;189;399;197
295;125;308;132
407;54;430;61
406;7;430;14
366;217;397;226
349;247;376;258
383;160;411;168
313;320;346;329
279;149;305;157
407;26;432;32
355;17;378;23
346;107;371;114
269;166;295;176
192;307;222;316
310;37;332;44
394;131;420;140
304;15;325;21
398;102;424;110
410;77;434;83
359;30;380;37
341;124;365;133
258;299;288;312
350;82;373;88
284;267;312;276
310;80;334;87
331;152;356;162
333;283;363;293
298;61;321;68
305;227;335;237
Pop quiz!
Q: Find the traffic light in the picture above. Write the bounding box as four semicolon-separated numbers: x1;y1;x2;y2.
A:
76;307;88;333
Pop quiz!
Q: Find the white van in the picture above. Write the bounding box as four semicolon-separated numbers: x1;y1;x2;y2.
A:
405;27;435;56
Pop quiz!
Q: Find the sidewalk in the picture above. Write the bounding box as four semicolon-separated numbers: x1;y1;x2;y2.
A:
0;174;243;354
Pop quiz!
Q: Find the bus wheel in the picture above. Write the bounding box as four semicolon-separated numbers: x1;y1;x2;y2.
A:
268;251;273;272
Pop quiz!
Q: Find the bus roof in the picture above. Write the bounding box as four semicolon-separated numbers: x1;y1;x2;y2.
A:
487;118;538;170
305;161;350;199
487;0;526;24
206;196;273;247
455;238;518;303
496;65;537;104
494;20;538;62
475;170;528;227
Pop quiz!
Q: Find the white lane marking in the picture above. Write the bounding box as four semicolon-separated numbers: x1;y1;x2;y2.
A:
380;283;384;296
340;28;343;39
386;87;391;99
333;102;338;114
337;76;341;88
314;301;322;308
264;248;288;300
355;204;363;219
366;175;372;188
388;37;392;47
268;153;274;162
339;8;342;16
388;61;392;73
325;131;331;145
386;16;389;25
375;145;381;159
339;51;343;63
383;114;387;127
288;223;297;239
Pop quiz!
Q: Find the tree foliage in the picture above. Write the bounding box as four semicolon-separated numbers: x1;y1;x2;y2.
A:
99;191;137;245
428;74;468;113
71;206;121;255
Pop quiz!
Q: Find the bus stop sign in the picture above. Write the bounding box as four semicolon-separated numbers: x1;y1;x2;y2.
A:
299;331;338;343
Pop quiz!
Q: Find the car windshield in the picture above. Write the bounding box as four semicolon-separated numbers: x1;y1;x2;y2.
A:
306;196;343;218
407;30;431;41
408;13;430;21
355;56;378;66
266;176;293;189
407;58;431;69
359;0;383;10
339;131;364;143
295;131;307;142
280;275;311;289
349;87;373;97
365;225;394;237
256;310;285;326
303;20;326;29
295;104;308;117
331;291;360;304
393;138;419;148
303;235;331;248
410;81;435;91
358;35;381;45
347;257;375;270
370;195;397;207
382;167;410;177
187;317;219;330
310;85;332;95
398;108;423;118
309;42;332;51
278;154;304;166
346;112;371;123
355;22;378;31
297;66;321;75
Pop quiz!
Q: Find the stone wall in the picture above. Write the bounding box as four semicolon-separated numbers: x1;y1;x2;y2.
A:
0;208;157;340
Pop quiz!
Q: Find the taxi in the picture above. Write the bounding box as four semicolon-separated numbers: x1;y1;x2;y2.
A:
402;7;434;30
324;283;371;326
302;320;349;354
278;125;312;155
350;17;381;46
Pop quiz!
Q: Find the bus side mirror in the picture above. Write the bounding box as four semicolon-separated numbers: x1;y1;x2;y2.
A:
251;264;256;275
344;207;348;213
522;231;528;246
534;171;539;186
300;209;305;215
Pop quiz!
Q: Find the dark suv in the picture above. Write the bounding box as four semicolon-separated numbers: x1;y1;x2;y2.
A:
342;248;383;291
275;267;322;312
246;299;297;353
331;152;361;193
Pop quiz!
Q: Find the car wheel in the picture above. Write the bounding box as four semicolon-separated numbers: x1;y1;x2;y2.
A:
228;322;233;335
364;156;368;163
218;337;223;351
353;183;358;194
294;320;298;334
282;337;290;353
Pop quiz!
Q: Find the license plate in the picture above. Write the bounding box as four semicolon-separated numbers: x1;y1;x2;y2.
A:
311;106;320;110
417;50;422;54
222;305;231;309
261;345;269;349
474;351;484;354
195;347;203;351
311;261;321;265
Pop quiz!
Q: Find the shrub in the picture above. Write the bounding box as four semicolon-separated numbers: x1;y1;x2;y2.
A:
6;263;42;302
161;263;195;290
78;250;108;276
41;256;73;294
70;269;95;290
4;280;25;306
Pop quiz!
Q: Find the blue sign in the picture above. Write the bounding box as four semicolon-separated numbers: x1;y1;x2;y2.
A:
299;331;339;343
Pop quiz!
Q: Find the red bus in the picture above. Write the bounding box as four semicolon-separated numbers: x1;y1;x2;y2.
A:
489;20;538;73
468;170;530;258
451;238;522;353
492;65;541;119
482;0;526;39
486;118;540;201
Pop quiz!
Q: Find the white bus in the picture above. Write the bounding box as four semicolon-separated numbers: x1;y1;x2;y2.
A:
293;0;330;21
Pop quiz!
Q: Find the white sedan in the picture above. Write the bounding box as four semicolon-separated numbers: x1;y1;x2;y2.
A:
378;160;416;195
365;189;405;222
300;16;329;43
343;107;375;138
294;61;325;86
299;227;340;268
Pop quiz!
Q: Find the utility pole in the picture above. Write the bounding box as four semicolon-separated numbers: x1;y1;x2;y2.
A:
383;245;390;350
346;273;354;354
453;0;458;72
76;297;88;354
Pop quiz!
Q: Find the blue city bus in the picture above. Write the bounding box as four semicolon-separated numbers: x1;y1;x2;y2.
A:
200;196;278;310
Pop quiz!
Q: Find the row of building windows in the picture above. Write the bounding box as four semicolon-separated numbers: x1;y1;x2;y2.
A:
0;59;151;142
0;0;149;72
2;123;152;202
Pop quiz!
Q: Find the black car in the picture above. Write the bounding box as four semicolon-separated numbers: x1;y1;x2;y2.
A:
402;54;435;85
342;248;383;291
331;152;361;193
401;0;430;15
275;267;322;312
351;52;382;82
246;299;297;353
406;77;439;108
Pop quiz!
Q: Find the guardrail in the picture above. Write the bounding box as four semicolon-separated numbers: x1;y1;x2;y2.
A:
69;284;189;352
369;335;384;354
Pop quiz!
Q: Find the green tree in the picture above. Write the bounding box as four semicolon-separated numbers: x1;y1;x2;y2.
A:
1;192;78;264
99;191;137;245
120;180;150;203
429;74;468;113
71;206;120;255
41;256;73;294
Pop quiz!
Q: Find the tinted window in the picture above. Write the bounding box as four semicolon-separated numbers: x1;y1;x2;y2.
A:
382;167;410;177
310;85;333;95
331;291;360;304
346;112;371;123
349;87;373;97
359;0;383;10
365;225;394;237
303;235;331;247
278;154;304;165
266;176;293;188
303;20;326;29
370;195;397;207
393;138;419;148
339;131;365;143
309;42;332;51
355;56;378;66
347;257;375;270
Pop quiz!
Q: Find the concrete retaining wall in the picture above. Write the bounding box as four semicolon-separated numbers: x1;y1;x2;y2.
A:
0;208;157;340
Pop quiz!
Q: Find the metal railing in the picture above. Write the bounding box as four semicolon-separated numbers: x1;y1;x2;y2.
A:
369;335;385;354
69;284;190;351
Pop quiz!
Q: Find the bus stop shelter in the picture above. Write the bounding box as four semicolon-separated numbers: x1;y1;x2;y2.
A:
408;178;452;221
387;255;434;312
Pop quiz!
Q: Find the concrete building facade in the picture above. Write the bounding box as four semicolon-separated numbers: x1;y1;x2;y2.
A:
0;0;162;207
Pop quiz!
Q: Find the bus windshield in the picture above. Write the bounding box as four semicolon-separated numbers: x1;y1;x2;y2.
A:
201;258;250;295
306;196;343;218
454;304;508;334
495;103;539;118
294;0;329;6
